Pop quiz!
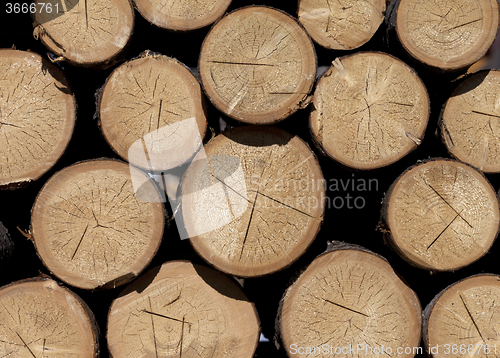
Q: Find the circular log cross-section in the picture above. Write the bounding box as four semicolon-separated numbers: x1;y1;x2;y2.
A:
441;70;500;173
310;52;429;170
99;52;207;171
395;0;499;71
0;49;75;188
424;274;500;358
382;159;500;271
134;0;232;31
107;260;260;358
199;6;317;124
279;246;422;358
298;0;386;50
181;126;325;277
34;0;134;66
0;278;98;357
31;159;165;290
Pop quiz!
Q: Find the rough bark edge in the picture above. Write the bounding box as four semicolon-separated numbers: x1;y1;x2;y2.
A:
422;273;500;358
29;157;166;291
94;50;209;173
0;276;100;357
274;240;416;351
32;0;136;69
0;50;77;190
0;222;14;261
308;50;430;171
107;259;261;357
377;157;500;272
198;5;317;125
183;126;326;278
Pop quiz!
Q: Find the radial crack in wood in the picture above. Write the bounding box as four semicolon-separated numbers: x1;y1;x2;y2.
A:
107;260;260;358
199;6;317;124
382;158;500;271
181;126;325;277
0;49;75;188
31;159;165;290
309;52;429;170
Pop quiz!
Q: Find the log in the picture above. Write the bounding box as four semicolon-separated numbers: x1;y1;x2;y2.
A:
423;274;500;357
180;126;325;277
107;260;260;357
198;6;317;124
440;70;500;173
394;0;499;71
30;159;165;290
0;49;75;188
277;242;422;358
33;0;134;66
0;277;99;357
134;0;232;31
297;0;385;50
98;51;207;172
380;158;500;271
309;52;429;170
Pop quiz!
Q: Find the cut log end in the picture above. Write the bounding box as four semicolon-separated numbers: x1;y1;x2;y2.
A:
0;49;75;188
31;159;165;290
396;0;500;71
383;159;500;271
279;247;422;358
298;0;386;50
424;274;500;358
441;70;500;173
34;0;134;66
182;126;325;277
134;0;232;31
0;278;99;357
309;52;429;170
99;52;207;171
199;6;317;124
107;260;260;358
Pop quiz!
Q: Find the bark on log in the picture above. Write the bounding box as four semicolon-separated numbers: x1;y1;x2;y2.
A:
440;70;500;173
107;260;260;358
198;6;317;124
297;0;385;50
0;277;99;357
309;51;429;170
423;274;500;358
181;126;325;277
134;0;232;31
277;242;422;358
394;0;499;72
0;49;75;188
380;158;500;271
98;51;207;172
31;159;165;290
33;0;134;66
0;222;14;261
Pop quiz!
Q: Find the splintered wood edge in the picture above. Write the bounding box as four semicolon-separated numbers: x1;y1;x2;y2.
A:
134;0;232;31
31;159;165;290
395;0;500;71
441;70;500;173
297;0;386;50
423;274;500;357
184;126;325;277
309;52;429;170
34;0;134;66
0;49;75;188
199;6;317;124
278;248;422;358
0;277;99;357
107;260;260;358
383;158;500;271
99;52;207;171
